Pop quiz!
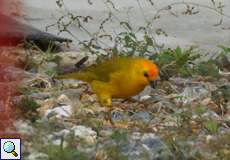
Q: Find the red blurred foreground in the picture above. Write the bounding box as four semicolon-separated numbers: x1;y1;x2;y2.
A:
0;0;24;137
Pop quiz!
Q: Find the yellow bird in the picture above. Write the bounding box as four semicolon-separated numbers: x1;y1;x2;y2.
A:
57;57;159;107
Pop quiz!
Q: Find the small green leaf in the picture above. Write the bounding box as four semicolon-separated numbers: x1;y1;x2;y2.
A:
144;35;153;46
175;46;182;56
195;105;206;116
110;130;128;142
120;21;132;31
204;120;219;134
218;45;230;53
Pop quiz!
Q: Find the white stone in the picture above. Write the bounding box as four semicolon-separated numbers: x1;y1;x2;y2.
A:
45;105;72;119
14;120;34;136
140;95;151;101
72;125;97;144
57;94;71;105
177;86;209;104
27;152;49;160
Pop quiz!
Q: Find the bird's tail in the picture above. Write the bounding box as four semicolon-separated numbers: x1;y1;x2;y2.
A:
56;72;94;83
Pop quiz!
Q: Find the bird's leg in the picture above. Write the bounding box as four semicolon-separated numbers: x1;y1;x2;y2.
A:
104;107;115;126
91;80;112;106
99;96;117;125
100;97;112;107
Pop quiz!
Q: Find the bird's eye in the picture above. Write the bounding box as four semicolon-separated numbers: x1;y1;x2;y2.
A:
143;71;149;78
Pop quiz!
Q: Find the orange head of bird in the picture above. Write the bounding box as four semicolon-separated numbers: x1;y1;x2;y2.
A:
135;58;159;88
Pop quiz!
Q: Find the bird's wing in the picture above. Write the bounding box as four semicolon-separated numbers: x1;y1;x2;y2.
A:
56;71;97;83
57;57;133;83
84;57;132;82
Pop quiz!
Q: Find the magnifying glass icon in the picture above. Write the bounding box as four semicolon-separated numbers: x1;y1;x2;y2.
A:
3;141;18;157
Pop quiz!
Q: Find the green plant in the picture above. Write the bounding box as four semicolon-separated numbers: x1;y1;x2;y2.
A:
110;130;129;143
43;145;89;160
195;105;206;116
114;22;159;57
18;96;40;121
218;45;230;54
195;60;220;78
204;119;219;134
150;46;200;79
105;145;128;160
18;96;40;112
25;43;62;77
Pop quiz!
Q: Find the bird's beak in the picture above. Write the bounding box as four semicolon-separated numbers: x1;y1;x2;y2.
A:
149;80;157;89
149;76;160;88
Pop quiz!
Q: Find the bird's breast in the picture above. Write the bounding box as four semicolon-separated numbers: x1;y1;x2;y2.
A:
111;81;146;98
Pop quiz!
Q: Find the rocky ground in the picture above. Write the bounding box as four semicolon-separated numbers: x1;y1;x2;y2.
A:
5;47;230;160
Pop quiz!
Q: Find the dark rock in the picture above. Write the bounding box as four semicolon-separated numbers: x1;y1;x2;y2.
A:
0;13;72;51
111;110;126;122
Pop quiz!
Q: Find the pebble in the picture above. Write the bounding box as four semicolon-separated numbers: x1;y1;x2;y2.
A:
72;125;97;144
178;85;209;104
132;111;151;123
27;152;49;160
14;120;34;136
45;105;72;119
